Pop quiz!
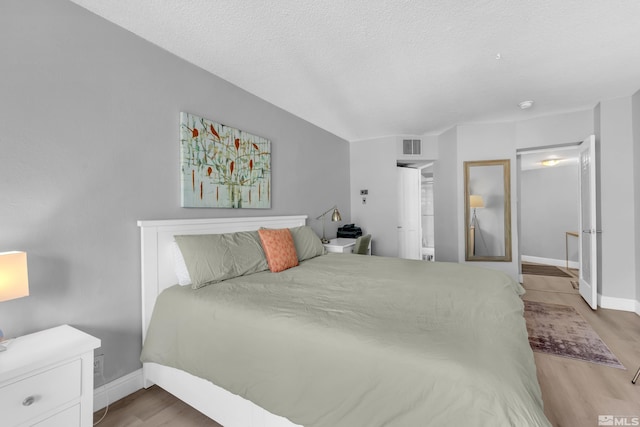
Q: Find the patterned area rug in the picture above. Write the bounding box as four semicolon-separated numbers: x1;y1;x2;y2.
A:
522;263;572;278
524;300;625;369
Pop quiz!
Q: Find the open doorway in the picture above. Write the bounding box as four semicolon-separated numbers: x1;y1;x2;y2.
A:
397;160;435;261
518;145;581;282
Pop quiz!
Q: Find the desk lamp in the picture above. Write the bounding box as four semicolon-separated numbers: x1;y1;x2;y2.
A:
0;251;29;351
316;206;342;244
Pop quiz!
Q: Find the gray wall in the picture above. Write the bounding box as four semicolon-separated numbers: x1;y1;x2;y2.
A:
599;97;636;300
520;165;579;262
515;110;594;149
0;0;349;386
433;126;458;262
350;137;398;257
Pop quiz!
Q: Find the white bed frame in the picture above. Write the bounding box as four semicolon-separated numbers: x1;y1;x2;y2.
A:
138;215;306;427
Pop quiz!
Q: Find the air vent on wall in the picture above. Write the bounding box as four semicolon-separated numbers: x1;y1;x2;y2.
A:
402;139;421;155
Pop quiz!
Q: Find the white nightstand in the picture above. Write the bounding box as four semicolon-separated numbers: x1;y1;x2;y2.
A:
0;325;101;427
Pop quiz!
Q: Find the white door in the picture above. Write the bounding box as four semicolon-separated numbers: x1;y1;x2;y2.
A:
578;135;598;309
397;167;421;259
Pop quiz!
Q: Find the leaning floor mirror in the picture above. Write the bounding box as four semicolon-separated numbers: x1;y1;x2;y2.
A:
464;159;512;262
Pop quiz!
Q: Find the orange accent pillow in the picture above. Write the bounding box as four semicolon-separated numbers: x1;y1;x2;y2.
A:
258;228;299;273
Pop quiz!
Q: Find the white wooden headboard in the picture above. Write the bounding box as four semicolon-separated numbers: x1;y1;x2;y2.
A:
137;215;307;340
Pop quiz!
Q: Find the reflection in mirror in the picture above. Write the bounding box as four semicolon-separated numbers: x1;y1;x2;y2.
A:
464;159;511;262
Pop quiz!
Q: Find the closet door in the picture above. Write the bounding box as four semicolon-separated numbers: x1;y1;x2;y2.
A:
397;167;421;259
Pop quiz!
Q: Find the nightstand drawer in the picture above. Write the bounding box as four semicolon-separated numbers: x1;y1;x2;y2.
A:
33;404;80;427
0;359;81;426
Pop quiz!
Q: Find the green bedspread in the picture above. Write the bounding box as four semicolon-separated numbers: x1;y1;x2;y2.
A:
141;254;550;427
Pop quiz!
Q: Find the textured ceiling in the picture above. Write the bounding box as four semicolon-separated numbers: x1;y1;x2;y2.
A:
69;0;640;141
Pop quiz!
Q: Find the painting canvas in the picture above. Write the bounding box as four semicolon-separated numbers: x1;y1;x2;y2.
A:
180;112;271;208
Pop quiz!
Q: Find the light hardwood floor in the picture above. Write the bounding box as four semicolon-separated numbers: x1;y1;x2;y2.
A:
522;269;640;426
94;270;640;426
92;384;222;427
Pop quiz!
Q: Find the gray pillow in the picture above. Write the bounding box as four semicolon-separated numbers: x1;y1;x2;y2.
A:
174;231;268;289
226;231;269;275
289;226;326;261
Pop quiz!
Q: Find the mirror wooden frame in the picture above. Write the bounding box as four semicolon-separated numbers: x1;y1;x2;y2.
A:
464;159;512;262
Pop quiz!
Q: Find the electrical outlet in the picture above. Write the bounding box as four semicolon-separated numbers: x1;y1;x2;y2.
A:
94;354;104;376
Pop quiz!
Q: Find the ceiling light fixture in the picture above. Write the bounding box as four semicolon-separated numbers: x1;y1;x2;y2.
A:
518;100;534;110
540;159;561;167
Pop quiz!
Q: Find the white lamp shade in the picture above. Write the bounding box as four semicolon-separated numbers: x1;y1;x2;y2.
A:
0;251;29;302
470;195;485;209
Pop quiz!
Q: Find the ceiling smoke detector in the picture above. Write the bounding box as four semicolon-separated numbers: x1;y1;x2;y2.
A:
518;100;534;110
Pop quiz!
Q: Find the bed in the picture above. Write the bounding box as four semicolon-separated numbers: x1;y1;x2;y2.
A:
138;215;550;427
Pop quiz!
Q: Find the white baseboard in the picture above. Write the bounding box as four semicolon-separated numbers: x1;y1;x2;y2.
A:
94;368;144;411
521;255;579;269
598;294;640;316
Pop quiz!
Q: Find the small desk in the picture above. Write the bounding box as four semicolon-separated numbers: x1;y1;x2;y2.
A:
565;231;579;269
323;238;356;254
323;237;372;255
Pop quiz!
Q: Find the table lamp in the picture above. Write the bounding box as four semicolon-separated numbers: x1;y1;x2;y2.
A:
0;251;30;351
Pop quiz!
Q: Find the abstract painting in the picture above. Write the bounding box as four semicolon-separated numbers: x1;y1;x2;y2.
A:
180;112;271;208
